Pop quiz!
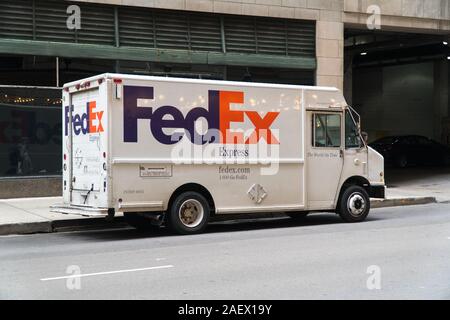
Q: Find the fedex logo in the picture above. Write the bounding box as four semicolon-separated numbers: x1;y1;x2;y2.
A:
64;102;104;136
124;86;280;145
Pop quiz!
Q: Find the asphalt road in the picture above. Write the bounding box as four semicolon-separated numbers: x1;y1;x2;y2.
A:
0;204;449;300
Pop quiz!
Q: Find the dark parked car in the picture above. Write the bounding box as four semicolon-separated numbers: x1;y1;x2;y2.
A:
370;135;450;168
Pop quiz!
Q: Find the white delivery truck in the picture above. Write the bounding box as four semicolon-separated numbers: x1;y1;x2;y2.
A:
52;73;385;234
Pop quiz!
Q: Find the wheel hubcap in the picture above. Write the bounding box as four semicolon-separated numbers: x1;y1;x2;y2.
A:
347;193;366;217
179;199;204;228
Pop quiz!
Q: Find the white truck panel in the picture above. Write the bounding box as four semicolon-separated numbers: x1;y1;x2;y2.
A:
108;78;305;213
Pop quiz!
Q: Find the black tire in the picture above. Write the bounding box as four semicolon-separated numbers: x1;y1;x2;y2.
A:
167;191;210;235
338;185;370;223
287;212;309;220
124;213;162;232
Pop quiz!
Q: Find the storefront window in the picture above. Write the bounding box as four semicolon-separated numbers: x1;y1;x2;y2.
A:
0;87;62;177
0;55;117;178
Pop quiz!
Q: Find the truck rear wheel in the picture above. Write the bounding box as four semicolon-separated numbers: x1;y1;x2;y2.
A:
338;185;370;223
124;213;162;232
167;191;210;235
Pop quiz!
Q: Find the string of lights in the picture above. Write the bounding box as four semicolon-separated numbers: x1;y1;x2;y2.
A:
0;94;62;106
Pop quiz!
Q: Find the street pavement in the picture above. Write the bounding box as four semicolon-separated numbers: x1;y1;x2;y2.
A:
0;203;449;300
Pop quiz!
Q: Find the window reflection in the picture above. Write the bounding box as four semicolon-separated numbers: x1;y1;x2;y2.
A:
0;87;62;177
314;113;341;148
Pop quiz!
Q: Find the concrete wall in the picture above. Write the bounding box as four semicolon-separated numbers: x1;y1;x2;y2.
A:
352;61;449;143
344;0;450;32
0;177;61;199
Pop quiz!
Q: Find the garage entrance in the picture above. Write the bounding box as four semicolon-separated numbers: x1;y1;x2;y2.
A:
344;29;450;145
344;29;450;195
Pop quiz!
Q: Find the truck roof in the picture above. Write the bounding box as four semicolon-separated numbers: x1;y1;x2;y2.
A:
63;73;340;93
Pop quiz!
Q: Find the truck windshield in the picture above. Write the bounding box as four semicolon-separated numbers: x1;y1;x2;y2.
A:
345;109;363;149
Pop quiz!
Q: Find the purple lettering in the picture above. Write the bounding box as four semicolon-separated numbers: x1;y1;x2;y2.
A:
122;86;220;145
64;104;90;136
151;106;185;145
123;86;154;143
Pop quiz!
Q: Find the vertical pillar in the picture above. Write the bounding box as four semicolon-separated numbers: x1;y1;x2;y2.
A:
56;57;60;87
316;19;344;91
433;59;449;143
114;7;120;73
344;51;354;105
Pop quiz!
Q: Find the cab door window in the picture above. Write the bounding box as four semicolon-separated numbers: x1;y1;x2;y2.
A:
313;113;341;148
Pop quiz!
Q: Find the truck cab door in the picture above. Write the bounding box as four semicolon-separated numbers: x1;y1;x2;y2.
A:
306;111;344;210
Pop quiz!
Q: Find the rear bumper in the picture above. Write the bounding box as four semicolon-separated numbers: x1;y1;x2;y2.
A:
369;185;386;199
51;204;109;217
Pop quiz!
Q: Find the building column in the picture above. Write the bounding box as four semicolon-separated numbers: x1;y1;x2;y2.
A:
344;51;354;105
434;59;449;143
316;19;344;91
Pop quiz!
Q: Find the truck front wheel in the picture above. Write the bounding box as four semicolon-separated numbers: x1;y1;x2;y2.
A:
338;186;370;223
167;192;210;235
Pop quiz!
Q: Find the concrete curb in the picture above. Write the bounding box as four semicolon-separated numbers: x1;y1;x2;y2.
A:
52;216;127;233
371;197;437;209
0;197;440;236
0;221;52;236
0;217;127;236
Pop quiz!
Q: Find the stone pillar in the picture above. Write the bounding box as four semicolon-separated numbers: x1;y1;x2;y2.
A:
344;51;354;105
433;59;449;142
316;18;344;91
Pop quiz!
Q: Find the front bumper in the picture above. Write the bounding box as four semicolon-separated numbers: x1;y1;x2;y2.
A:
369;185;386;199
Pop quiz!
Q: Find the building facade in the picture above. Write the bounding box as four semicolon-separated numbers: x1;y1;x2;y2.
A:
0;0;449;197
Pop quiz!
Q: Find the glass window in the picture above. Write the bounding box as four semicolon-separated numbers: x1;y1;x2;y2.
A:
313;113;341;148
314;114;327;147
0;54;118;178
345;111;362;148
0;87;62;177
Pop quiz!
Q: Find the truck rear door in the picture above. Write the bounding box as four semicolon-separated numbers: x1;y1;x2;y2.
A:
68;85;108;207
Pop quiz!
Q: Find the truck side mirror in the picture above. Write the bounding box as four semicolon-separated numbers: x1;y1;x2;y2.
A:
361;132;369;144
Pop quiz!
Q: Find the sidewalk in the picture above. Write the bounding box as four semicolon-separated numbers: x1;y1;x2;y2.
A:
370;168;450;208
384;167;450;203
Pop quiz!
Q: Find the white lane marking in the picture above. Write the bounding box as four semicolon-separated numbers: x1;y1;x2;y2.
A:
40;265;174;281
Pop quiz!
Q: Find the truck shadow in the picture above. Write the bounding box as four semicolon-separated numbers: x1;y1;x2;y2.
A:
66;213;382;241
